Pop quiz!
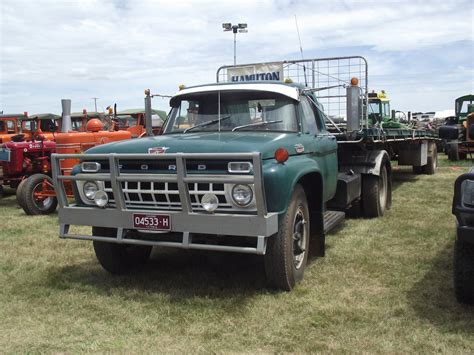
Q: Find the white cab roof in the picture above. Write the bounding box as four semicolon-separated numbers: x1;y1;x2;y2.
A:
172;83;300;102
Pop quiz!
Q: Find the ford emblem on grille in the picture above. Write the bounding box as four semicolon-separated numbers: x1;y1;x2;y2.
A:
141;164;149;170
198;164;206;170
148;146;169;154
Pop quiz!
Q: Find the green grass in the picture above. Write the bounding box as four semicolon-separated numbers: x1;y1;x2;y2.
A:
1;156;473;352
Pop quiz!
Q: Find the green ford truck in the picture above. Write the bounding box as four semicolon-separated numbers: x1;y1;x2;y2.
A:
52;56;438;290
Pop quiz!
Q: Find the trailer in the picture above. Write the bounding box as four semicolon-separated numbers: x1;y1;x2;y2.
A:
51;56;439;290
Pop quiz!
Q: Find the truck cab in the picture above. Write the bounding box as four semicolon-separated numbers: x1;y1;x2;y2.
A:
52;81;344;290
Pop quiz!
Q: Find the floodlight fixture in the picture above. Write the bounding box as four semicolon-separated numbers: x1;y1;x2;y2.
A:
222;22;248;65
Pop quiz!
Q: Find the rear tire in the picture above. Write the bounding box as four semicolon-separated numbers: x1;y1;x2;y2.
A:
423;144;437;175
16;178;28;210
362;164;389;218
454;238;474;304
264;184;310;291
21;174;58;215
92;227;152;274
412;166;423;174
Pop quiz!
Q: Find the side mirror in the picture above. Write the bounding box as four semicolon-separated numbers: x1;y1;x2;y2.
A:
439;125;459;140
469;124;474;140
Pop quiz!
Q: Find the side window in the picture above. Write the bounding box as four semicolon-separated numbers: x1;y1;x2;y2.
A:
300;96;318;135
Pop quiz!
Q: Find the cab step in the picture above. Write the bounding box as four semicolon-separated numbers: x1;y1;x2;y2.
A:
324;210;345;233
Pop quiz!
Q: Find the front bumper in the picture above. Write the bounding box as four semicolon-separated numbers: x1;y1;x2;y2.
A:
52;152;278;255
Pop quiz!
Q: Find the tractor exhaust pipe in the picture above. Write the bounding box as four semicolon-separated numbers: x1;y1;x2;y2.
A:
144;89;153;136
61;99;72;133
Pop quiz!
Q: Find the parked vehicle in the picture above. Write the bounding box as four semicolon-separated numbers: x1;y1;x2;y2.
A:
452;167;474;304
439;95;474;160
0;102;132;214
0;113;27;143
52;56;439;290
108;108;167;138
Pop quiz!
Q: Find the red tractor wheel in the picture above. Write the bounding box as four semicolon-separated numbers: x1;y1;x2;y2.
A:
21;174;58;215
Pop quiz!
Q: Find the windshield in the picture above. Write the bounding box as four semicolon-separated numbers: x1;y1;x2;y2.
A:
368;101;381;116
164;91;298;134
116;115;139;129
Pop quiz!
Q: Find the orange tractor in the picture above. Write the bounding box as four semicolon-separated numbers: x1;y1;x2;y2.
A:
109;108;167;137
0;113;28;143
13;101;132;214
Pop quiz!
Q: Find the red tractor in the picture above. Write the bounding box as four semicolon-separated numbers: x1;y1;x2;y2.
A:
15;102;132;215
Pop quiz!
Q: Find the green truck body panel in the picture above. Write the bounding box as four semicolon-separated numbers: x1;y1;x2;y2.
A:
86;124;339;215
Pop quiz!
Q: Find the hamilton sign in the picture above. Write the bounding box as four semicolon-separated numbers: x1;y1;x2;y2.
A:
227;63;284;83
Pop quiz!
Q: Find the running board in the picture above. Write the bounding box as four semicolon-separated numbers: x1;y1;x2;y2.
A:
324;210;345;233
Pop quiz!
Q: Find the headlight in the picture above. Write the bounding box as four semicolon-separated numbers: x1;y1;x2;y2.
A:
232;184;253;206
201;193;219;212
94;190;109;208
83;181;99;200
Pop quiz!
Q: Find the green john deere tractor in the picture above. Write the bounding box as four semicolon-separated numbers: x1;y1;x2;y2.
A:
439;95;474;161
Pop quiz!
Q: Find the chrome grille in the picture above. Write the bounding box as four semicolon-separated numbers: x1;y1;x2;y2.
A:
104;180;256;213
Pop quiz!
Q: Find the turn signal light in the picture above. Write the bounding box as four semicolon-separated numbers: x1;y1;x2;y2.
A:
275;148;289;163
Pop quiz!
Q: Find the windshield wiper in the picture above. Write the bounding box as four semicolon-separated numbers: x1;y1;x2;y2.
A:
183;115;231;133
232;120;283;132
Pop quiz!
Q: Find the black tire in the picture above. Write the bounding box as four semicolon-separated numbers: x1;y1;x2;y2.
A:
264;184;310;291
0;185;3;198
362;164;389;218
21;174;58;215
92;227;152;274
16;178;28;210
453;238;474;304
423;144;437;175
448;142;459;161
412;166;424;174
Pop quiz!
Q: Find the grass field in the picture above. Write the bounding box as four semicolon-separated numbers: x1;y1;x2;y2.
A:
1;156;473;352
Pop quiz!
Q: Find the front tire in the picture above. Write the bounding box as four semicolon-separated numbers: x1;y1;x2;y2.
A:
92;227;152;274
21;174;58;215
454;238;474;304
448;142;459;161
264;184;310;291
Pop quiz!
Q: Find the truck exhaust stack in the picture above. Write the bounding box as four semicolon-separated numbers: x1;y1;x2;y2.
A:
61;99;72;133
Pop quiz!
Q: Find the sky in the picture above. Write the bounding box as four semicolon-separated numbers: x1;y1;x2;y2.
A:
0;0;473;116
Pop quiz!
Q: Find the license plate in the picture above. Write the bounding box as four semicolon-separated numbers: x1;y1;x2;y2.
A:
0;148;10;162
133;213;171;231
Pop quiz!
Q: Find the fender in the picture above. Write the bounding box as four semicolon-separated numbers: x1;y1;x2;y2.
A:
262;155;325;215
339;149;391;177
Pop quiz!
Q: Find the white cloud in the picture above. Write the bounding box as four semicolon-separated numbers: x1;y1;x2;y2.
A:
0;0;473;113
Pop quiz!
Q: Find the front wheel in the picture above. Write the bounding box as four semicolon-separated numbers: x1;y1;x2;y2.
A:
92;227;152;274
21;174;58;215
448;142;459;161
454;238;474;304
264;184;310;291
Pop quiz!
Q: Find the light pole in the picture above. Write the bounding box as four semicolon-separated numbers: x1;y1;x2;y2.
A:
91;97;99;112
222;23;248;65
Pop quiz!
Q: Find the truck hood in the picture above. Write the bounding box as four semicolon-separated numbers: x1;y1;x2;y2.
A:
86;132;301;160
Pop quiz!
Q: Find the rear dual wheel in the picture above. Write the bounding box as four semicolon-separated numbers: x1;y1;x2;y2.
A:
362;164;390;218
21;174;58;215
